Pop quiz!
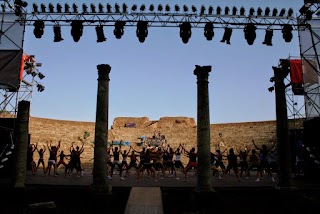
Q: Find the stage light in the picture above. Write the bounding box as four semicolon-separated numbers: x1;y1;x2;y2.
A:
132;4;137;12
32;3;38;13
158;4;163;12
165;4;170;12
98;3;104;13
268;86;274;92
140;4;146;12
299;4;310;14
72;3;78;13
57;3;62;13
33;20;45;39
136;21;148;43
240;7;245;16
244;23;256;45
192;5;197;13
220;27;232;44
65;3;70;13
279;8;286;16
48;3;54;13
262;29;273;46
71;20;83;42
257;7;263;16
288;8;293;17
96;25;106;43
82;3;88;13
179;22;192;44
232;7;237;16
107;3;112;13
53;25;63;42
38;72;45;79
265;7;270;16
204;22;214;41
1;157;8;162
200;5;205;15
272;8;278;16
216;6;221;15
37;84;45;92
149;4;154;12
208;6;213;15
122;3;128;13
6;151;12;156
90;3;96;13
115;3;120;13
114;21;125;39
282;24;293;42
175;4;180;12
249;7;255;16
224;6;230;15
183;5;188;12
40;3;46;13
14;0;28;16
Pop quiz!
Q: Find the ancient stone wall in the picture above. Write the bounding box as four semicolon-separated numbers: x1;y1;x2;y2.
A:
29;116;304;172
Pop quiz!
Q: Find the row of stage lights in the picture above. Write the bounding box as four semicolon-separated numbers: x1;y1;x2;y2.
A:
30;3;295;18
33;19;293;45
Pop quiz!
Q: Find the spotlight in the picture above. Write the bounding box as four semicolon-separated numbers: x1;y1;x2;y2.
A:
268;86;274;92
279;8;286;16
72;3;78;13
98;3;104;13
33;20;45;39
244;23;257;45
257;7;263;16
65;3;70;13
192;5;197;13
37;84;45;92
115;3;120;13
38;72;45;79
165;4;170;12
175;4;180;12
179;22;192;44
204;22;214;41
240;7;245;16
140;4;146;12
200;5;205;15
95;25;106;43
48;3;54;13
149;4;154;12
71;20;83;42
183;5;188;12
262;29;273;46
14;0;28;16
208;6;213;15
40;3;46;13
232;7;237;16
158;4;163;12
282;24;293;42
82;3;88;13
114;21;125;39
131;4;137;12
32;3;38;13
57;3;62;13
288;8;293;17
136;21;148;43
272;8;278;16
224;6;230;15
53;25;63;42
220;27;232;44
90;3;96;13
107;3;112;13
265;7;270;16
216;6;221;15
1;157;8;162
122;3;128;13
249;7;255;16
6;151;12;156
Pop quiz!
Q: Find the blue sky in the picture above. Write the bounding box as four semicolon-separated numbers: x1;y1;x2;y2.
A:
21;0;305;128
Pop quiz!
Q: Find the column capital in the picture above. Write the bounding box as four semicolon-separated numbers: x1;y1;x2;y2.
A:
194;65;212;81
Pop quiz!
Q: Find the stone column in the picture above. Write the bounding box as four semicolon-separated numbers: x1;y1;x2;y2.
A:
14;100;30;189
91;64;111;193
273;65;291;188
194;65;214;192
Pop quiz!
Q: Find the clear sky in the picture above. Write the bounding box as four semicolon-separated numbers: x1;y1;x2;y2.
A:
21;0;305;128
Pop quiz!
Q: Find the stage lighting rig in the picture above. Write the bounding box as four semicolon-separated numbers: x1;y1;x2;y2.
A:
33;20;45;39
183;5;188;13
53;25;63;42
244;23;257;45
216;6;221;15
240;7;245;16
40;3;46;13
149;4;154;12
158;4;163;12
98;3;103;13
249;8;255;16
72;3;78;13
115;3;120;13
224;6;230;15
220;27;232;44
265;7;270;16
263;29;273;46
136;21;148;43
65;3;70;13
82;3;88;13
175;4;180;12
272;8;278;16
288;8;293;17
282;24;293;43
180;22;192;44
57;3;62;13
48;3;54;13
140;4;146;12
122;3;128;13
200;5;206;15
96;25;106;43
71;20;83;42
232;7;237;16
107;3;112;13
32;3;38;13
208;6;213;15
37;84;45;92
279;8;286;16
165;4;170;13
191;5;197;13
114;21;125;39
204;22;214;41
90;3;96;13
